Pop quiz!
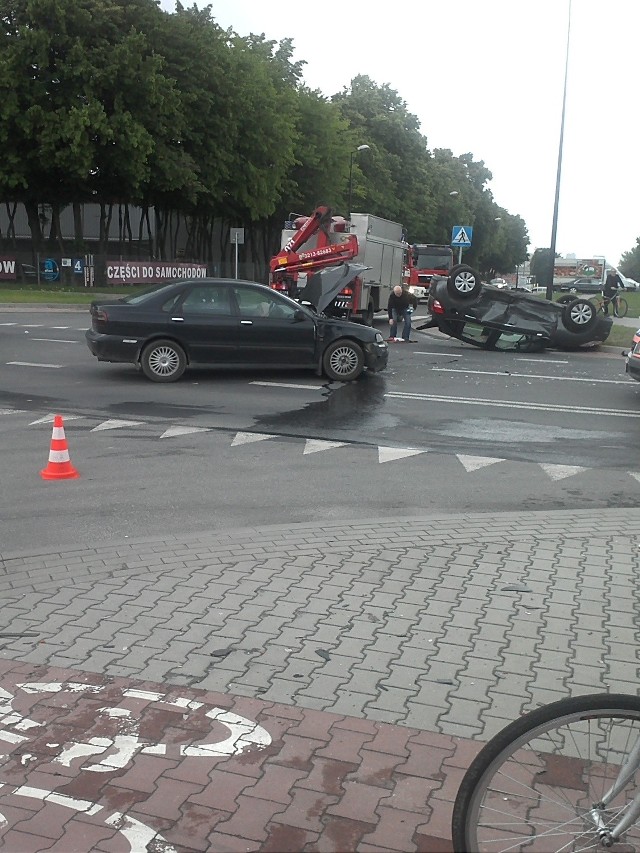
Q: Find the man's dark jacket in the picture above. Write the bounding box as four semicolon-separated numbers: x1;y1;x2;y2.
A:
387;289;418;318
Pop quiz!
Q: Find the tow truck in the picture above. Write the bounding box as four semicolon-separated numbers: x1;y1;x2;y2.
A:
270;206;405;325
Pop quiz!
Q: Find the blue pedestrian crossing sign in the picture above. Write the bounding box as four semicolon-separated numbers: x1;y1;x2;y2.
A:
451;225;473;247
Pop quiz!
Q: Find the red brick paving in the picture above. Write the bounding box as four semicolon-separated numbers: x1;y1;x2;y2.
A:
0;659;463;852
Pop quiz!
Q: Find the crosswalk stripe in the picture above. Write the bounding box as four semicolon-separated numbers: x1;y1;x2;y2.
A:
378;447;425;464
540;463;586;481
303;439;347;455
160;426;212;439
457;454;504;472
91;419;145;432
231;431;277;446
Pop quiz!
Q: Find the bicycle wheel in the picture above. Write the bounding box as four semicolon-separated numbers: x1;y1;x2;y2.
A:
452;694;640;853
615;297;629;318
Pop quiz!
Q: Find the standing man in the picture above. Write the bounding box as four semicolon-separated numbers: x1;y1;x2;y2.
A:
387;285;418;342
602;268;624;315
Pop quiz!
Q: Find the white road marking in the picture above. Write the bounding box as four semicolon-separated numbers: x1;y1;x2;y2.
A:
29;413;83;425
385;391;640;418
7;361;62;369
31;338;77;344
540;463;587;481
91;419;145;432
250;380;324;390
160;425;211;439
431;367;628;384
0;323;17;326
516;357;569;364
19;324;43;328
49;326;70;330
378;447;425;464
457;454;504;472
231;431;277;446
629;472;640;485
414;351;463;357
303;439;347;455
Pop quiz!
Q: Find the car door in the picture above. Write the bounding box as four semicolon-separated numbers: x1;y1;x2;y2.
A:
232;285;317;366
171;283;240;363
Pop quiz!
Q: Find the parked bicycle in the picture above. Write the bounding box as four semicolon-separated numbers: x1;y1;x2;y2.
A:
452;693;640;852
591;291;629;318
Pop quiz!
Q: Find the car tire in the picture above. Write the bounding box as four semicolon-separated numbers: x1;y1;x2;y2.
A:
322;339;364;382
140;339;187;382
362;300;375;327
562;298;597;332
446;265;482;300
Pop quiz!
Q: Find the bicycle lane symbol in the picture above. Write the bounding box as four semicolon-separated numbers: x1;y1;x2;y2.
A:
0;681;273;851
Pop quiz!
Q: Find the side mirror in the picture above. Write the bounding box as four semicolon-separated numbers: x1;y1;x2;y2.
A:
293;308;308;322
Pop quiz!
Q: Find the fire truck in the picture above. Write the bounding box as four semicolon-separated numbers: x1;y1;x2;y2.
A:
403;243;454;300
269;207;405;325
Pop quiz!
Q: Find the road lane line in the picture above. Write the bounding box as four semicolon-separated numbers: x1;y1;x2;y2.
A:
414;352;463;357
516;358;569;364
31;338;77;344
385;391;640;418
7;361;62;369
431;367;629;384
250;381;325;390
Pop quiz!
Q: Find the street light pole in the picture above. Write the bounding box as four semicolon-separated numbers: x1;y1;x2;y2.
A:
546;0;572;301
348;144;370;223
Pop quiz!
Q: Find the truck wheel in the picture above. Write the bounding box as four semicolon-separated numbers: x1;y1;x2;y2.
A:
323;340;364;382
362;300;375;327
562;298;597;332
447;265;482;300
141;339;186;382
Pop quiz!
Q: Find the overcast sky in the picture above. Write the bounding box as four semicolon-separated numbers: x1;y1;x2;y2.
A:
159;0;637;266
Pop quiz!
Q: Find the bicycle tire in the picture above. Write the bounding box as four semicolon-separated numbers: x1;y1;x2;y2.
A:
615;297;629;318
452;693;640;853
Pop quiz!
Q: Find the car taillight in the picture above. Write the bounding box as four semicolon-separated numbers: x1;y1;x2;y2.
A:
270;282;289;293
93;308;109;322
432;300;445;315
339;287;353;296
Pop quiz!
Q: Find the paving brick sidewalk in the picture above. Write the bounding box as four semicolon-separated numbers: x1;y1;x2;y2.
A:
1;507;639;851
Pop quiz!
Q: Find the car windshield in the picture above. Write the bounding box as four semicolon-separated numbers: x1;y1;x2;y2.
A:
458;323;545;352
415;250;451;270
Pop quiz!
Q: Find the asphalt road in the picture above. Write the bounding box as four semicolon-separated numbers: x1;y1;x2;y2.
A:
1;307;640;554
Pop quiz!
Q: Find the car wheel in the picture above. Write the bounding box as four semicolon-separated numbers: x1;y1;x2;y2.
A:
322;339;364;382
562;298;597;332
362;300;375;327
446;265;482;300
140;339;187;382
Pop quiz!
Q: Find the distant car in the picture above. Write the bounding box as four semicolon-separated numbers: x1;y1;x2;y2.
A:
558;277;604;294
489;278;509;288
620;275;639;291
626;328;640;382
419;265;613;351
85;274;389;382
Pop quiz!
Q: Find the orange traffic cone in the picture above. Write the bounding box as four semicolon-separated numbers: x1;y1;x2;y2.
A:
40;414;80;480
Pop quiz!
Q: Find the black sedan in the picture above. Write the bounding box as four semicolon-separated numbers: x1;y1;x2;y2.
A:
85;275;388;382
419;265;612;351
556;277;603;294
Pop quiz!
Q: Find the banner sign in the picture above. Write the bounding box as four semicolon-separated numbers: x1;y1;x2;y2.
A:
0;257;17;280
106;262;208;285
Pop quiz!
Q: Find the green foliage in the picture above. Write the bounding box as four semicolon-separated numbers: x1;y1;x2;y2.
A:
0;2;539;267
620;238;640;281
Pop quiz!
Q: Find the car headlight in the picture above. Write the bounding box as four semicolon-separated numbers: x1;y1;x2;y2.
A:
375;332;385;343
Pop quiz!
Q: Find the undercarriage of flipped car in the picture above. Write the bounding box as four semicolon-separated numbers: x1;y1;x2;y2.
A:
417;264;612;352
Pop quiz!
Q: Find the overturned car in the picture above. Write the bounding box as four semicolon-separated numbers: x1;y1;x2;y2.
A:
418;265;612;351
